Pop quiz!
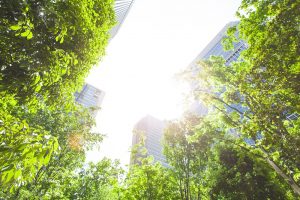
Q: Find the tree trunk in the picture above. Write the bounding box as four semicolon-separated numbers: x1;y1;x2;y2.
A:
214;105;300;196
266;157;300;195
179;178;184;200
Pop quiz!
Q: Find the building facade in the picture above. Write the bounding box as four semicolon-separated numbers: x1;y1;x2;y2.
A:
188;21;298;121
110;0;135;38
75;83;105;117
188;21;298;148
75;2;134;114
189;21;246;67
188;21;247;115
131;115;168;167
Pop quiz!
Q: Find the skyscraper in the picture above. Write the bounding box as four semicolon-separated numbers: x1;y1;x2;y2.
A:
131;115;168;167
188;21;247;115
187;22;298;149
188;21;298;121
75;83;105;117
75;2;134;117
189;21;246;67
110;0;135;38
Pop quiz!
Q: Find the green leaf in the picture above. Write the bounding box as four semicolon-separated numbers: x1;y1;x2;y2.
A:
10;25;21;31
14;170;22;179
21;30;30;37
35;84;42;92
27;31;33;40
60;37;64;44
294;172;300;182
5;169;14;183
9;186;15;193
33;74;40;85
18;144;27;151
53;138;59;150
271;151;280;161
43;154;51;165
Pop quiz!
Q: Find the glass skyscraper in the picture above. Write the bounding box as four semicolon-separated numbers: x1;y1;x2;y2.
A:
74;83;105;117
188;21;247;115
131;115;168;167
188;21;298;148
75;2;134;115
190;21;246;66
110;0;135;38
188;21;298;121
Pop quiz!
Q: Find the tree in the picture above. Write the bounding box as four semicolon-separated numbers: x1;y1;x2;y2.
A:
0;96;101;195
3;158;123;200
0;0;115;194
163;114;211;200
71;158;123;200
0;94;58;193
164;114;298;199
184;0;300;194
121;142;179;200
121;157;179;200
0;0;115;105
206;143;295;200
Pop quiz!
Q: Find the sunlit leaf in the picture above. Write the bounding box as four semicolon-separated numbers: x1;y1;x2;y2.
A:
10;25;21;31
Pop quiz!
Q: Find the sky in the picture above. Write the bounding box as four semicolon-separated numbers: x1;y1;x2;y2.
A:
86;0;241;165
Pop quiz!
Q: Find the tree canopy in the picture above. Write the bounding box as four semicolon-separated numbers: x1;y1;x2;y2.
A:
184;0;300;195
0;0;115;105
163;115;297;199
1;0;299;199
0;0;115;194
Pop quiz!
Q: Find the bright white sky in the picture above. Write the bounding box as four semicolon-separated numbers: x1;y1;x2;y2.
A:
86;0;241;165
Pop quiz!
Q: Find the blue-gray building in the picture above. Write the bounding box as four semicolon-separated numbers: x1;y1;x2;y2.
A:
191;21;246;66
75;2;134;115
131;115;169;167
110;0;135;38
75;83;105;117
188;21;247;115
188;21;298;146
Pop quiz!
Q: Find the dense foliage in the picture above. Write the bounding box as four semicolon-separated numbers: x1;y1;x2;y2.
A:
0;0;115;105
1;0;299;199
121;157;179;200
0;0;115;196
0;95;59;192
207;144;290;199
184;0;300;196
0;157;122;200
163;115;209;199
0;95;103;195
163;115;297;199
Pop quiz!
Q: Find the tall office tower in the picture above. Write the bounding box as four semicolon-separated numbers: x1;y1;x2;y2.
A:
74;83;105;117
110;0;135;38
187;21;247;115
190;21;246;67
188;22;298;121
131;115;168;167
188;21;298;147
